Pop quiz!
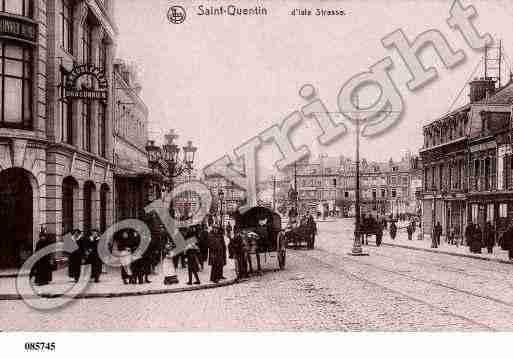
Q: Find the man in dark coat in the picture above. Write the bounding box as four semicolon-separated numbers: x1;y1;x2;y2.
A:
225;222;233;240
146;212;163;274
87;230;102;283
220;226;227;280
501;224;513;260
431;225;438;248
483;221;495;254
407;223;413;240
185;243;201;285
389;221;397;240
434;221;443;246
471;223;483;253
464;222;474;248
375;221;383;247
68;229;85;282
229;231;245;279
31;229;54;286
208;226;225;283
307;213;317;249
197;224;209;271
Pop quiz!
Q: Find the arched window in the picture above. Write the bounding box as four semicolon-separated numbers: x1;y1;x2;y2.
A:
61;0;73;54
82;17;92;63
60;71;73;144
98;103;106;157
100;184;109;232
83;181;95;232
62;176;78;234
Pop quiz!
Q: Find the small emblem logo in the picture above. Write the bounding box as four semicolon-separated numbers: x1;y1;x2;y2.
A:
167;5;186;24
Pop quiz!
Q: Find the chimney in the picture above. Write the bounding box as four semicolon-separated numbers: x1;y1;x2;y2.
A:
469;77;496;103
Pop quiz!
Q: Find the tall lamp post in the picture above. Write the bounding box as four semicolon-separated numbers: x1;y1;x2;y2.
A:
349;101;369;256
218;188;224;231
145;129;197;285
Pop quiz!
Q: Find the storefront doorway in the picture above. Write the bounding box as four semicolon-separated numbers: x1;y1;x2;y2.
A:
0;168;34;268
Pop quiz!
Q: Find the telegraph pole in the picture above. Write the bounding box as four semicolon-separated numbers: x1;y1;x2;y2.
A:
294;161;298;211
273;176;276;211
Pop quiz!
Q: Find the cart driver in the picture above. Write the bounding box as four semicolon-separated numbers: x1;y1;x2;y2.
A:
288;206;299;228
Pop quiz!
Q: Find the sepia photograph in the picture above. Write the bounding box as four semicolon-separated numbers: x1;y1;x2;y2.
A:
1;0;513;356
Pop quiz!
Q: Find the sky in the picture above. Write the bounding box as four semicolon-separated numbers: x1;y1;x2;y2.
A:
114;0;513;178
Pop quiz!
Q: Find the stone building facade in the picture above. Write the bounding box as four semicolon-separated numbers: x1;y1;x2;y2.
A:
338;155;419;218
203;172;245;215
420;77;513;241
0;0;117;268
280;154;420;218
112;59;155;221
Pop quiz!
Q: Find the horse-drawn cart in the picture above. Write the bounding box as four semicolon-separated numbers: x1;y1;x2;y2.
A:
232;207;287;276
285;216;317;249
360;215;384;246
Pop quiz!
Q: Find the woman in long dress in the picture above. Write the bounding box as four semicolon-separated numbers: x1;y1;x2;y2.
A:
31;229;54;286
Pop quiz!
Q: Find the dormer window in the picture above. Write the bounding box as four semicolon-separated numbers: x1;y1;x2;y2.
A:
2;0;32;17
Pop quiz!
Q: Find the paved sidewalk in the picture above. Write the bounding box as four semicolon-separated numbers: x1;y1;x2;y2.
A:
0;258;237;300
380;223;513;264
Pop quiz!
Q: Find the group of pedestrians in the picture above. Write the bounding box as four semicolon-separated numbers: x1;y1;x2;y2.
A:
164;216;228;285
463;221;497;254
68;229;103;283
430;221;513;259
114;228;156;285
386;218;418;242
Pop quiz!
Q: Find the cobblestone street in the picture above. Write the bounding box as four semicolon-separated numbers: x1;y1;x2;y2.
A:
2;219;513;331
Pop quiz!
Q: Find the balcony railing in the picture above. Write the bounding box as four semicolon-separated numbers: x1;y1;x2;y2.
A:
469;176;496;192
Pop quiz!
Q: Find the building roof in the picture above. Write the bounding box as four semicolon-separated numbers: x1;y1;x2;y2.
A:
424;103;471;129
475;80;513;105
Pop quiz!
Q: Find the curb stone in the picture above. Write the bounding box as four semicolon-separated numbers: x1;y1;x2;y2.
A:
0;272;29;279
382;242;513;265
0;278;238;301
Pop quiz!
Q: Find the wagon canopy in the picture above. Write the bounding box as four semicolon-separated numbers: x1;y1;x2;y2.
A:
234;206;282;232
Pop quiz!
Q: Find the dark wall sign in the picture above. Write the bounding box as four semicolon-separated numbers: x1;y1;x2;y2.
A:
0;15;36;43
65;64;108;100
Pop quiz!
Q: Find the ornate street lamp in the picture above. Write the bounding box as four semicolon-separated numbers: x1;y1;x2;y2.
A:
145;130;197;285
145;140;163;201
161;129;197;195
183;141;197;167
145;140;161;166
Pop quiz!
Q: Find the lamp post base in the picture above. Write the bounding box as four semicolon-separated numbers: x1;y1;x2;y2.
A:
163;256;180;285
163;275;179;285
348;250;370;256
348;232;369;256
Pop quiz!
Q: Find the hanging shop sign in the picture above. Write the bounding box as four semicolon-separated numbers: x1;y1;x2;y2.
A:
0;15;36;43
65;64;108;100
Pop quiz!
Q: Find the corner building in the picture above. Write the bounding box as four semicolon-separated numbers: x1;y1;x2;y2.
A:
0;0;117;268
